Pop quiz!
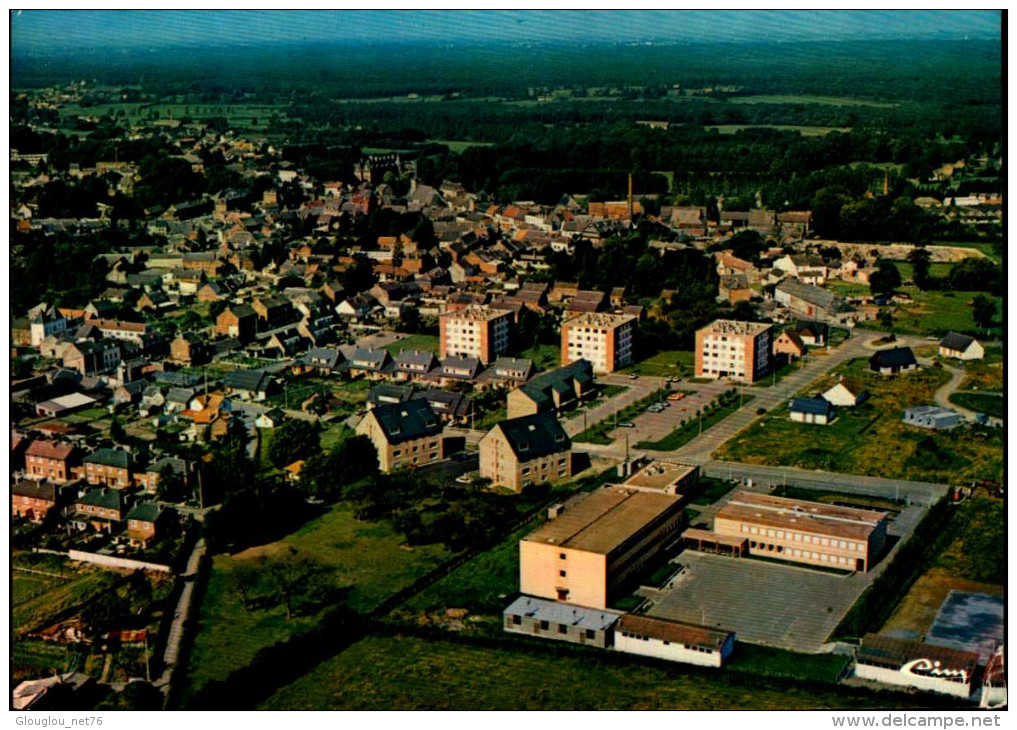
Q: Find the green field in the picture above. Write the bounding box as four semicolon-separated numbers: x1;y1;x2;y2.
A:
260;634;936;710
690;478;737;506
13;555;121;636
958;356;1003;392
891;261;955;281
183;508;451;694
520;343;561;371
428;139;495;153
860;285;1002;337
706;125;851;136
936;241;1002;264
621;350;695;377
383;333;440;356
715;358;1003;484
948;392;1004;419
636;394;753;451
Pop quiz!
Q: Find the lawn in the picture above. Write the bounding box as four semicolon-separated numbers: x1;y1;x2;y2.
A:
183;507;452;695
473;405;507;432
620;349;695;377
949;392;1003;419
636;394;753;451
957;356;1004;392
319;424;354;451
520;343;561;371
715;358;1003;484
690;478;737;506
260;634;938;710
383;333;440;356
859;285;1002;338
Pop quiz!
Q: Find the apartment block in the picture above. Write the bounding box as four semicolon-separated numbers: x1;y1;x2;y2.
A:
561;312;636;374
439;305;513;364
694;319;772;383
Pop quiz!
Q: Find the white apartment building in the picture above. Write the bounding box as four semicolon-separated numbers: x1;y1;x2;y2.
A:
695;319;772;383
560;312;636;374
439;306;513;364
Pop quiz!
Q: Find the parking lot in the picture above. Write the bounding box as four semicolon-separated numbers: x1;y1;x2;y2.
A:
637;498;929;653
601;377;731;445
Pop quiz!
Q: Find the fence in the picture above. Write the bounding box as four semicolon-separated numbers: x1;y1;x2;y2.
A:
33;548;173;573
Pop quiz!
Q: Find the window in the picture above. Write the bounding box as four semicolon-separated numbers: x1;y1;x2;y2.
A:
559;570;567;578
585;629;595;640
559;553;567;560
512;615;521;625
540;620;549;630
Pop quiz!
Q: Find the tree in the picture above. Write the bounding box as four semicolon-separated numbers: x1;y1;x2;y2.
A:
907;246;933;290
228;561;263;611
268;420;321;469
972;295;997;329
82;591;130;636
298;434;379;503
869;260;902;297
110;418;129;445
156;463;185;503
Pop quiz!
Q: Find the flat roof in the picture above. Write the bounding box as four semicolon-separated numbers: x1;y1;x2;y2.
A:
699;319;771;337
503;595;621;632
441;305;513;322
623;460;698;492
523;486;681;555
563;312;636;329
715;491;885;542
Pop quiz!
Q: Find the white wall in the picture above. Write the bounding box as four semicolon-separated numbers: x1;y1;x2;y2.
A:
614;633;723;668
854;663;972;700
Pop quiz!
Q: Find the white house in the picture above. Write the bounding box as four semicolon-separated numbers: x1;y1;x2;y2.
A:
613;614;735;668
938;332;984;361
822;380;868;407
789;397;835;425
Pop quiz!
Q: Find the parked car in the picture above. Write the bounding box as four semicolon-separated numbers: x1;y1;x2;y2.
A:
628;373;639;380
618;421;635;428
756;407;767;415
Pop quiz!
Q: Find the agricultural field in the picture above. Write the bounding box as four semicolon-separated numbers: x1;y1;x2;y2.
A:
259;634;939;710
428;139;495;153
183;507;451;695
948;392;1004;419
726;94;898;108
13;554;123;636
715;358;1003;484
55;101;289;133
706;125;851;136
882;498;1004;637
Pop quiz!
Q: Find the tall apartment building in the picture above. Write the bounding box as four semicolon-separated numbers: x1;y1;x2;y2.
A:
439;305;513;364
560;312;636;374
694;319;772;383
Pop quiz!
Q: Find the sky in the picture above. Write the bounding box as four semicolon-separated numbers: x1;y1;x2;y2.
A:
10;9;1002;53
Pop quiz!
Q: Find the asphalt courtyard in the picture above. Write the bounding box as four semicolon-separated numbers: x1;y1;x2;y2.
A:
640;494;928;653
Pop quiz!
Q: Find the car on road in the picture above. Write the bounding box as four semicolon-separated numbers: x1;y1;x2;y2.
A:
628;373;639;380
619;421;635;428
455;474;475;484
668;392;685;401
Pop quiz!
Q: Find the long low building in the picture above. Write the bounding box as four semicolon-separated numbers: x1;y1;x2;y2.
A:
502;595;621;649
854;634;980;700
520;486;685;609
614;614;735;668
713;491;888;572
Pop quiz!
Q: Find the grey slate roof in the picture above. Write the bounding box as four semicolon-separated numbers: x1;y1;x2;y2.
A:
223;369;274;393
368;384;414;407
84;448;131;469
76;488;126;512
493;411;571;461
125;502;164;523
939;331;976;352
369;399;442;444
776;278;836;310
790;397;835;417
518;359;593;407
869;346;917;370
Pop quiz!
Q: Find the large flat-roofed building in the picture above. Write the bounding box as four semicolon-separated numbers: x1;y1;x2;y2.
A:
614;614;735;668
439;305;513;364
561;312;636;374
502;595;621;649
713;491;888;572
853;634;980;700
520;486;685;609
695;319;772;383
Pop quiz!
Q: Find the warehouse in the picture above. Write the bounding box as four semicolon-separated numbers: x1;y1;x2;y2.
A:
520;486;685;609
713;491;888;572
853;634;980;700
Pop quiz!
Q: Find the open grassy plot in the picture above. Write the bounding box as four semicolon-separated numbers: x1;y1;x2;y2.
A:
882;497;1003;637
428;139;495;153
715;358;1003;484
319;424;354;452
520;343;561;371
825;279;872;297
637;394;753;451
473;405;507;432
183;507;450;694
935;241;1002;264
727;94;898;107
949;392;1003;418
860;285;1002;337
620;350;695;377
725;644;849;685
260;634;938;710
382;333;440;355
12;639;82;681
958;355;1004;392
13;554;123;636
690;478;737;506
891;261;955;282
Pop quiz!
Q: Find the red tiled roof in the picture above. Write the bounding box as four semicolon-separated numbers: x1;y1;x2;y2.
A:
26;440;75;460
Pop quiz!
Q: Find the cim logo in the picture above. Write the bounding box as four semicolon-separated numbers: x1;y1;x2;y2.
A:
901;658;969;683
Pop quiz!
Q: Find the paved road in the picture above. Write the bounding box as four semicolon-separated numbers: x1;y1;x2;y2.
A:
156;537;206;693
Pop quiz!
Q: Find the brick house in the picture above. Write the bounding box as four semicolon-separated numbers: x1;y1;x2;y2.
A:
83;448;132;488
355;399;445;473
215;304;257;342
72;488;127;533
125;502;168;548
25;440;79;482
479;412;572;492
12;479;67;522
170;332;210;365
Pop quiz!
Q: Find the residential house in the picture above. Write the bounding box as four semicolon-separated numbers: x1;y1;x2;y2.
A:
507;360;595;419
137;456;191;494
938;332;984;361
773;254;828;285
433;355;482;385
222;369;276;401
170;332;211;365
62;340;122;376
869;347;918;375
790;397;835;425
25;440;79;482
72;488;126;533
255;408;287;429
774;279;837;320
773;329;806;360
125;502;169;548
822;380;869;407
412;389;474;425
252;297;295;329
12;479;67;522
83;448;132;488
478;357;536;390
347;348;392;379
296;347;345;375
355;398;445;472
393;349;439;382
479;411;572;491
788;321;829;347
718;275;752;304
216;304;258;343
